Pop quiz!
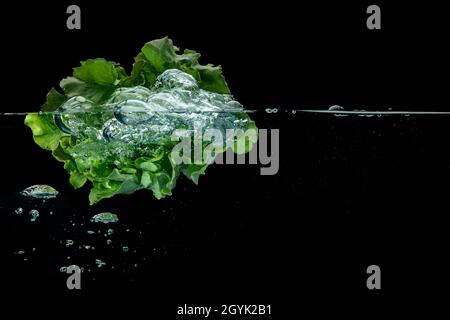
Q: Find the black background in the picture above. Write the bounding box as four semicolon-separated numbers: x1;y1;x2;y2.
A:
1;1;449;112
0;0;449;317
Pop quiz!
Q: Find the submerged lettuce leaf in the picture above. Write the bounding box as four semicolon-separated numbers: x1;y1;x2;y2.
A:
25;37;256;205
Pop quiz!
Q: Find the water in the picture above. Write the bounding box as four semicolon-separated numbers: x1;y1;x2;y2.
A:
2;103;450;293
7;109;450;116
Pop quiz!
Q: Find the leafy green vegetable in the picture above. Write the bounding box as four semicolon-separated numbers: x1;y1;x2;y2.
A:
24;113;67;151
25;37;256;205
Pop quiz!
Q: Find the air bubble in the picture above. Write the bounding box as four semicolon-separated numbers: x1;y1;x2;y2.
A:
29;209;40;222
21;185;58;199
90;212;119;224
65;240;74;247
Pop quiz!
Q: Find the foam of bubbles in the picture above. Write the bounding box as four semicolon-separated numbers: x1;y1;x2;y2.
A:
55;69;248;154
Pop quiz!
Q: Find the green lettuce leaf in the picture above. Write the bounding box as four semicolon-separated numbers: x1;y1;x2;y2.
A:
25;37;256;205
24;113;68;151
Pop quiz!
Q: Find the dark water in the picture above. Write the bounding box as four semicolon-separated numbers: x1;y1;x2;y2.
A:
1;112;449;314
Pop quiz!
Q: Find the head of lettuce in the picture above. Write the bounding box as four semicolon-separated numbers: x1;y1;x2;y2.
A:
25;37;257;205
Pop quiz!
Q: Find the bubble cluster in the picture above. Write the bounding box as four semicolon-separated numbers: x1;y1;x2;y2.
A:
55;69;248;153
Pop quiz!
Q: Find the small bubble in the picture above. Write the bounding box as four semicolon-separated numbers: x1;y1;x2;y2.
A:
14;208;23;215
122;246;129;252
75;96;87;103
106;239;112;245
328;105;345;111
265;108;278;114
65;240;74;247
95;259;106;268
59;267;67;273
29;209;40;222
